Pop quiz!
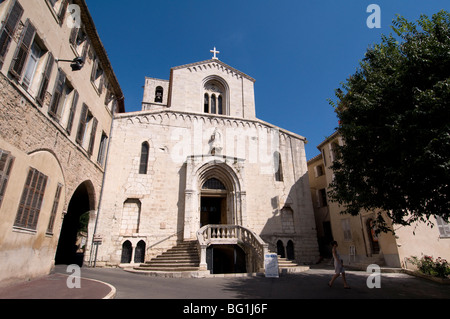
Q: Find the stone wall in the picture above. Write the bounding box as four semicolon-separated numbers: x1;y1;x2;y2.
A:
94;109;319;266
0;71;106;284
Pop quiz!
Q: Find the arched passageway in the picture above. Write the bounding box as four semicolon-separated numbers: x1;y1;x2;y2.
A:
55;181;95;266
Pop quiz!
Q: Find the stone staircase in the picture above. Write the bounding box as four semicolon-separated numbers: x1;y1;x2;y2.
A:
133;241;201;273
276;255;310;274
126;241;309;277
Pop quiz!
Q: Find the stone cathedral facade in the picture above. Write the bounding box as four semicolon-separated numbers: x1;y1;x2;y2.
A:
94;54;319;273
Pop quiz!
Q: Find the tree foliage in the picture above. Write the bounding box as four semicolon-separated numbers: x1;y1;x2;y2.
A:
329;11;450;233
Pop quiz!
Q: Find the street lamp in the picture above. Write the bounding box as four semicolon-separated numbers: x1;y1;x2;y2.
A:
56;57;84;71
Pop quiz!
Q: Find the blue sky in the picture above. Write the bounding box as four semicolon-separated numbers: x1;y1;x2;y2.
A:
85;0;449;160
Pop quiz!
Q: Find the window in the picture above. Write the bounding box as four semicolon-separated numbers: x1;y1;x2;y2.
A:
87;117;98;157
9;19;52;101
274;152;283;182
218;95;223;115
21;41;42;90
204;93;209;113
75;104;88;144
341;218;352;241
9;19;37;81
65;90;79;135
15;168;48;231
139;142;149;174
202;178;226;190
91;56;104;93
49;68;69;121
330;141;340;162
436;216;450;238
36;53;55;106
97;132;108;167
203;80;226;115
69;25;89;61
314;165;324;177
154;86;163;103
211;94;216;114
317;188;327;207
0;149;15;209
46;0;68;25
46;183;62;235
0;0;24;69
48;69;79;129
322;149;327;167
76;103;97;154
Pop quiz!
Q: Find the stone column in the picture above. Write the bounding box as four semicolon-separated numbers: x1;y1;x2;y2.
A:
183;189;197;240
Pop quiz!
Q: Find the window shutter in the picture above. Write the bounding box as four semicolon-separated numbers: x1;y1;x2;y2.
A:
0;0;24;68
87;117;98;156
97;133;108;166
15;168;48;230
49;69;66;119
436;217;450;237
36;53;55;106
90;58;98;82
57;0;68;26
10;20;36;80
47;183;63;234
66;90;78;135
98;72;104;94
69;27;79;46
76;104;88;144
0;150;15;209
81;37;90;61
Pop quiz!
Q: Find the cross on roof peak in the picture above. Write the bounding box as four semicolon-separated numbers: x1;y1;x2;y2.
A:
210;47;220;60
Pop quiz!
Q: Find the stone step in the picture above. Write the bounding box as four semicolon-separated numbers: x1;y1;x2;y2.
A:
151;255;199;261
133;266;198;272
134;241;201;273
140;262;199;268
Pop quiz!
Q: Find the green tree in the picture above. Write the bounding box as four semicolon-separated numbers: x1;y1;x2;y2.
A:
329;10;450;233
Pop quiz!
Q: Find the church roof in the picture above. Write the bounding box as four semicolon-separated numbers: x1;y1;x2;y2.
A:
171;59;256;83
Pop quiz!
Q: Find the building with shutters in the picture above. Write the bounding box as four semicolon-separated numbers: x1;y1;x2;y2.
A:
307;132;450;270
0;0;124;285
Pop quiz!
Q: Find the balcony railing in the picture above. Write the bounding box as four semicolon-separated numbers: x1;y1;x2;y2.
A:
196;224;269;272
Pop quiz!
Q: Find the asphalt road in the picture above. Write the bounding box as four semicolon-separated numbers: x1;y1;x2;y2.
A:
54;264;450;300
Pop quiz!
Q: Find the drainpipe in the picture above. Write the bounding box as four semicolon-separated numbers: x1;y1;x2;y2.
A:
88;96;123;267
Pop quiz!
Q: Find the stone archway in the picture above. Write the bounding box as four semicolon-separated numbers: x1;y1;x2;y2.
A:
55;181;95;266
183;155;246;240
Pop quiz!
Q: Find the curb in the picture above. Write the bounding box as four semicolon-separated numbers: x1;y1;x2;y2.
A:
81;277;117;299
403;270;450;285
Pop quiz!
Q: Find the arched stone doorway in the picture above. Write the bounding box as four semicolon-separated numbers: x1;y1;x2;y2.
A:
183;156;246;240
55;181;95;266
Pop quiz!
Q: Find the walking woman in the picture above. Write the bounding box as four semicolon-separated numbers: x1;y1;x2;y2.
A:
328;241;350;289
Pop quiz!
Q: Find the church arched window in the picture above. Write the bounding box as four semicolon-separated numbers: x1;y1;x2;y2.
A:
218;95;223;115
139;142;149;174
274;151;283;182
202;178;226;190
203;79;226;115
204;93;209;113
155;86;163;103
211;94;216;114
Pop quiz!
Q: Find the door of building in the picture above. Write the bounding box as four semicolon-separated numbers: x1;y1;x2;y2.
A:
200;197;224;227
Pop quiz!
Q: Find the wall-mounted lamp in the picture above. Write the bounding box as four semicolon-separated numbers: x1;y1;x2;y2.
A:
56;57;84;71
